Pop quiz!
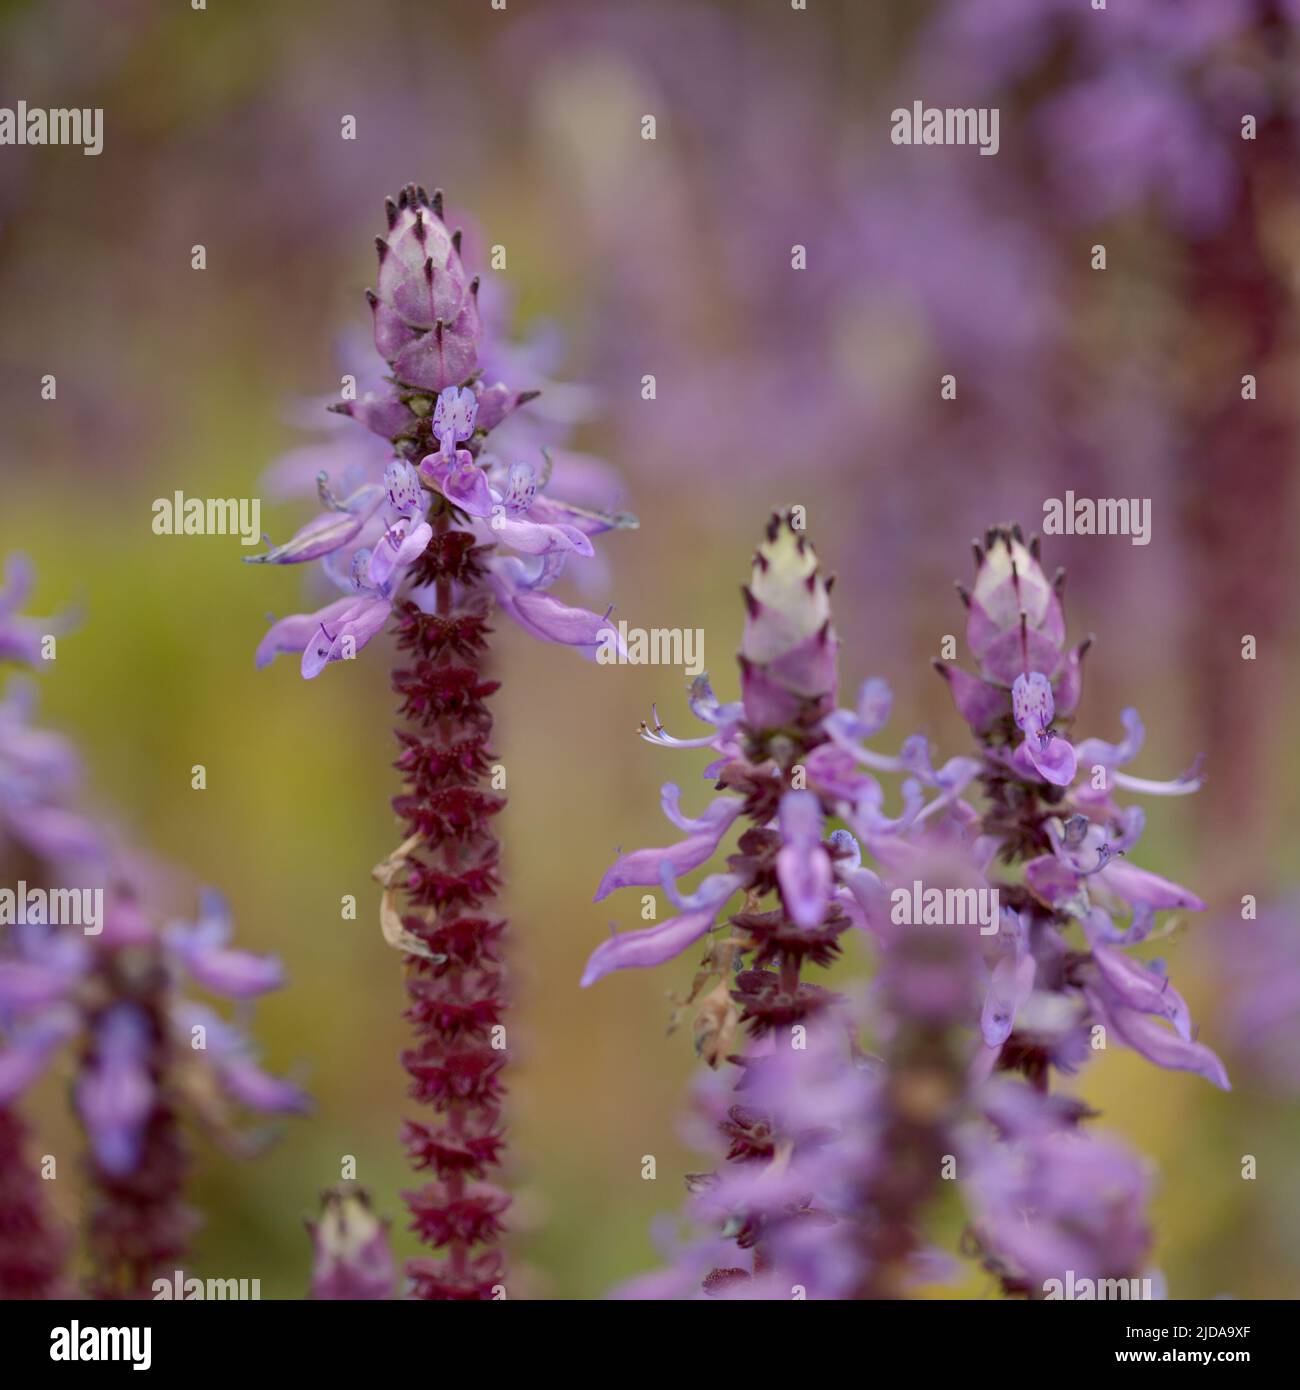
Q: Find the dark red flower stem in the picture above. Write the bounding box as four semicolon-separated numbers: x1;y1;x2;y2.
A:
393;501;510;1299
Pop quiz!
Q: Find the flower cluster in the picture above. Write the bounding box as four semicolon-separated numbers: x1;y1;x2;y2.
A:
249;184;633;681
936;526;1227;1095
0;556;304;1298
582;512;946;994
587;518;1221;1298
249;186;631;1298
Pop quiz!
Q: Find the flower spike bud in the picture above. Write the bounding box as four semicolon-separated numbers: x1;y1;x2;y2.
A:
371;187;481;392
739;510;837;729
308;1187;396;1301
966;525;1065;687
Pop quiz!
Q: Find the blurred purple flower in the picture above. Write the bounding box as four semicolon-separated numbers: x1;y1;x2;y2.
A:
963;1078;1155;1294
308;1187;396;1300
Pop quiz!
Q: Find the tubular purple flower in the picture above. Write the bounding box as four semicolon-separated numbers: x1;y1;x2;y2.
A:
431;384;478;457
1085;987;1230;1090
1073;708;1205;813
775;791;832;929
593;788;743;901
419;448;495;517
1010;671;1076;786
244;481;386;566
76;1003;155;1177
489;563;621;655
0;923;87;1016
174;1003;310;1116
164;890;286;998
581;901;733;990
0;679;103;865
300;595;393;680
0;555;71;666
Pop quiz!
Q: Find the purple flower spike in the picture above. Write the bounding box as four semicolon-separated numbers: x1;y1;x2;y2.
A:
938;525;1225;1104
246;186;633;1299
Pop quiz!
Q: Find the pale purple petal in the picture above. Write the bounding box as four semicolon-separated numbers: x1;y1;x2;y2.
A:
301;596;392;679
419;451;493;517
982;951;1036;1048
594;795;742;900
1089;990;1230;1090
255;597;356;670
1097;860;1205;912
580;906;723;987
503;589;618;653
76;1004;155;1176
775;790;831;929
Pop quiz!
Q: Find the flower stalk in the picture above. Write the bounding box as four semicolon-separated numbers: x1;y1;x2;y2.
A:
390;501;510;1299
